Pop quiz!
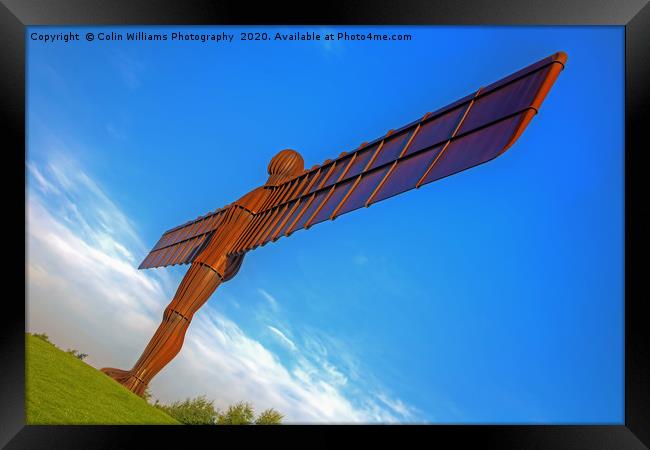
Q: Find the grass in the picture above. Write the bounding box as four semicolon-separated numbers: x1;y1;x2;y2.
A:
25;334;180;425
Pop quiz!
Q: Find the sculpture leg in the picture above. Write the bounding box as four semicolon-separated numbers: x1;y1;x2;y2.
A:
101;262;222;396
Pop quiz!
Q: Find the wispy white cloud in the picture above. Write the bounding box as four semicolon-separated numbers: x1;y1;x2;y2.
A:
257;287;279;311
377;392;417;420
267;325;297;351
161;308;414;423
26;152;179;364
26;152;419;423
27;161;60;195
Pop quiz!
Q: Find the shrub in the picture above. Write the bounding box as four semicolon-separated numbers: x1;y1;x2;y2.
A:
66;349;88;361
215;401;255;425
142;387;153;404
155;396;218;425
254;408;284;425
155;397;284;425
31;332;51;344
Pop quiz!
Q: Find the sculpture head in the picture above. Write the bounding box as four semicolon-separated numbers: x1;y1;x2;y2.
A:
266;149;304;186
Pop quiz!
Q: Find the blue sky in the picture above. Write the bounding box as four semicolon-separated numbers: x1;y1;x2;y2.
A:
26;26;624;423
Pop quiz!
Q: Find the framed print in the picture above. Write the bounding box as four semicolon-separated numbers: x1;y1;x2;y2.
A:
2;0;648;448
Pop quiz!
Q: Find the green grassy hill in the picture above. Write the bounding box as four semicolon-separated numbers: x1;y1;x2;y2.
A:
25;334;179;425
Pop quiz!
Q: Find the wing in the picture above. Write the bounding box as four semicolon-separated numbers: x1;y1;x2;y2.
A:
138;208;228;269
229;51;567;255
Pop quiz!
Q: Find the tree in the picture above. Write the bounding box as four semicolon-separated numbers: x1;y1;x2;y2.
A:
154;396;284;425
216;402;283;425
155;396;218;425
255;408;284;425
215;401;255;425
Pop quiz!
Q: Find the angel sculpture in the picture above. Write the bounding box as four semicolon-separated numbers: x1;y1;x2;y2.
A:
101;51;567;396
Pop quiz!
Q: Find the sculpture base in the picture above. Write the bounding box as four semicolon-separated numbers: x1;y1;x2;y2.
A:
100;367;148;397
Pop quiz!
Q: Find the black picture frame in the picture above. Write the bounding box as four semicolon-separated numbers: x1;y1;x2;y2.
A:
3;1;648;448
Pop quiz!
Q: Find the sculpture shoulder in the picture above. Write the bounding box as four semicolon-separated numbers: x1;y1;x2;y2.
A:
231;186;271;214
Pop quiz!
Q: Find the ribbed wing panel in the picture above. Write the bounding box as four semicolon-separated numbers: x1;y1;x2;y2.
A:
138;209;227;269
229;51;566;255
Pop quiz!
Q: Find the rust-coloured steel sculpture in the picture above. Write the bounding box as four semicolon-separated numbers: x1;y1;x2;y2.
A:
101;52;567;396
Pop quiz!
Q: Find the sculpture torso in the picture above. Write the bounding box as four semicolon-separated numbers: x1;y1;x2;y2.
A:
192;186;269;278
193;149;306;279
